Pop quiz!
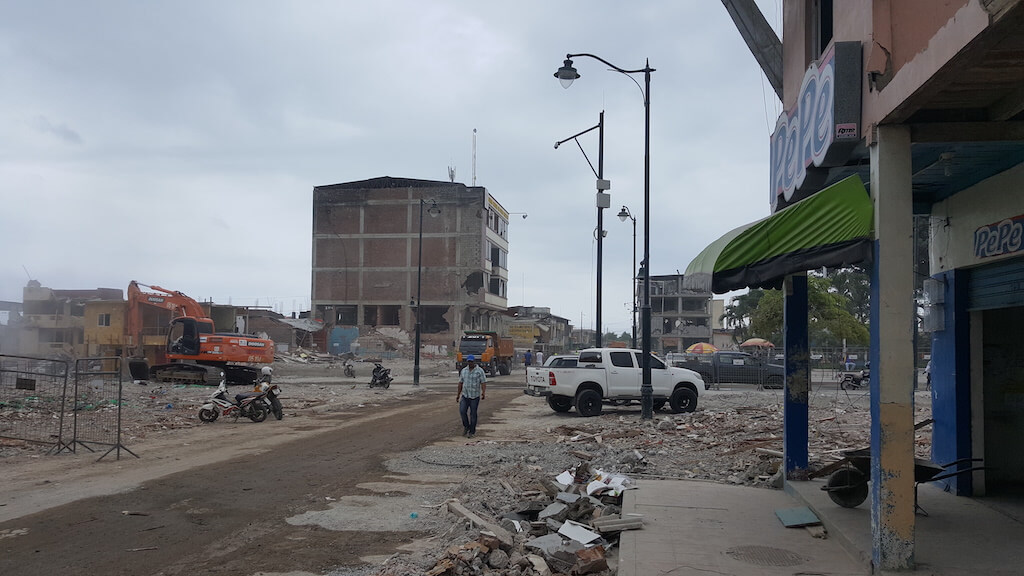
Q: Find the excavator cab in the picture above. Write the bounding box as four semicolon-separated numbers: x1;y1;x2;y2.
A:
168;317;203;356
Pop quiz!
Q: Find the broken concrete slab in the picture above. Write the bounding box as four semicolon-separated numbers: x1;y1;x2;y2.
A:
537;501;568;521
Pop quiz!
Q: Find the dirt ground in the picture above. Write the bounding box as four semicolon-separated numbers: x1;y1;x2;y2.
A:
0;360;935;576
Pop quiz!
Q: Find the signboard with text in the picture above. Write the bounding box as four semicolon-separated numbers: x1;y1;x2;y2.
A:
770;41;862;212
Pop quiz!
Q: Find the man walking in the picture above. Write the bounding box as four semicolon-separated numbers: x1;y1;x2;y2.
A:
457;355;487;438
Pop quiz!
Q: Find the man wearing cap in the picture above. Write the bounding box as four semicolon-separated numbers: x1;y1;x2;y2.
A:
457;355;487;438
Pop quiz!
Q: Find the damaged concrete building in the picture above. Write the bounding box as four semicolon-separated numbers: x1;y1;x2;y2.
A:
311;177;513;357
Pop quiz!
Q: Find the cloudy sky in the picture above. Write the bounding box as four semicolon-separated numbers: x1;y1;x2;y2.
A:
0;1;783;334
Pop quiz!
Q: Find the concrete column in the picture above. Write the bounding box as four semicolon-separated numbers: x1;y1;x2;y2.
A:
868;124;917;570
783;273;809;478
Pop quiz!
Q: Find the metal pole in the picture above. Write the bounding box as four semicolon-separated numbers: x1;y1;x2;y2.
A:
414;199;424;385
632;215;637;349
640;62;653;419
596;110;604;347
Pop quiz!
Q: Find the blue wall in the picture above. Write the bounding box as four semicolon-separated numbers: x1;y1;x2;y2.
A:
327;326;360;355
930;269;974;495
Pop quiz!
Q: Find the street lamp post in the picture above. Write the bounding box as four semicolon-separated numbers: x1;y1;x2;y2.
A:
555;112;608;348
617;206;637;349
555;53;655;419
414;198;441;386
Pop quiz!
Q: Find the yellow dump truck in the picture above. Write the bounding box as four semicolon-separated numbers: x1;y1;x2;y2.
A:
456;331;515;376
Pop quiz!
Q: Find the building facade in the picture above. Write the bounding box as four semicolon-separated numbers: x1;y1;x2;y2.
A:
19;281;123;359
691;1;1024;569
648;274;712;355
506;306;571;355
311;177;512;357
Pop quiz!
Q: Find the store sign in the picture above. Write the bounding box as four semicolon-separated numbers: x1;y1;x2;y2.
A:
770;42;862;212
975;214;1024;259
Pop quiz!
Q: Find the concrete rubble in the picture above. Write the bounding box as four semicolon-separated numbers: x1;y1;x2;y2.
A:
418;462;637;576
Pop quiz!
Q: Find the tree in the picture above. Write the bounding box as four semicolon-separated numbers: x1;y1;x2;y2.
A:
827;266;871;324
721;289;764;343
748;276;869;347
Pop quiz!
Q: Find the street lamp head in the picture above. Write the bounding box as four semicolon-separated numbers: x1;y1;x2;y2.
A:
617;206;631;222
554;58;580;89
427;200;441;217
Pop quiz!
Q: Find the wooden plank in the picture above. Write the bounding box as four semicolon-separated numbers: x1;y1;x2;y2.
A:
447;501;514;547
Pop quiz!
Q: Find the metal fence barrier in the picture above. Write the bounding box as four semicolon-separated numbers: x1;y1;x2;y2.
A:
71;357;137;461
0;354;72;453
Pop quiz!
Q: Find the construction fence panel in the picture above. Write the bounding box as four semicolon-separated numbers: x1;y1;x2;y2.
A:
0;354;72;451
72;357;136;460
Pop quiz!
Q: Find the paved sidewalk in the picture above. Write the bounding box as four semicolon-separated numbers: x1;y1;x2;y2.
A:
618;479;863;576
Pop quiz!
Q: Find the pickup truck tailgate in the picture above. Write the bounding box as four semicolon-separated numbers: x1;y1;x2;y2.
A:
523;368;551;397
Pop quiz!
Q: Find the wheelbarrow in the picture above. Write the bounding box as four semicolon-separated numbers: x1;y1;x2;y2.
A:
819;448;985;515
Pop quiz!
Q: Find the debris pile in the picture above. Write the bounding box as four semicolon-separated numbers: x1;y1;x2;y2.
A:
403;461;638;576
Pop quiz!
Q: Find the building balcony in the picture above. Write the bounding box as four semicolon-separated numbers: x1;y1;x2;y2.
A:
483;292;507;308
23;314;84;330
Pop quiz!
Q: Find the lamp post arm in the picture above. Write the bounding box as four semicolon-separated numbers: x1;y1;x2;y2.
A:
554;123;600;147
566;53;655;76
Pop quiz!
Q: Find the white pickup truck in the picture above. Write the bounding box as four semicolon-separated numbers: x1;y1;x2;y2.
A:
523;348;705;417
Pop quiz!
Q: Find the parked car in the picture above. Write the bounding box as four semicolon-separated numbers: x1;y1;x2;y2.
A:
543;355;578;368
671;351;785;389
524;348;705;416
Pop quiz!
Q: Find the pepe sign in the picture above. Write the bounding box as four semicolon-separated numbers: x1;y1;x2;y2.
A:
769;41;862;212
975;214;1024;259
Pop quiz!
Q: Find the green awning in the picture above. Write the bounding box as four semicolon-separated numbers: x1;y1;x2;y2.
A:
684;175;873;294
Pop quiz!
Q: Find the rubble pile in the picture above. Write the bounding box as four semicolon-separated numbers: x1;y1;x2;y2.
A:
373;449;643;576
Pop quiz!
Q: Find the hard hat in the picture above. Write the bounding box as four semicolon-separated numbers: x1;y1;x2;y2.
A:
466;355;475;362
261;366;273;375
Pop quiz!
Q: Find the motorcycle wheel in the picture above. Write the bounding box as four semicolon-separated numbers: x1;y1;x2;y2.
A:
247;403;268;423
270;396;283;420
198;408;218;423
383;379;390;389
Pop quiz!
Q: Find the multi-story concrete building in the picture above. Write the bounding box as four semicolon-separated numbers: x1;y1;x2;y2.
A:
506;306;571;355
311;177;512;357
647;274;712;355
20;281;123;358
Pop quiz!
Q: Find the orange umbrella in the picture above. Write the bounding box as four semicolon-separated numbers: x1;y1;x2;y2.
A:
685;342;718;354
740;337;775;348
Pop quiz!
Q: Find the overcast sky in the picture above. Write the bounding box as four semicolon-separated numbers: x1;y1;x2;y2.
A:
0;1;783;334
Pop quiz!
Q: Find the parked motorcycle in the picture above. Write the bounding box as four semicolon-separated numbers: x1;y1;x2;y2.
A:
198;378;268;423
369;363;392;389
239;378;283;420
344;360;356;378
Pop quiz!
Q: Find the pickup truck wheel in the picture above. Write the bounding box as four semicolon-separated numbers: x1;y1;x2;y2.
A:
547;395;572;413
575;389;603;417
670;388;698;413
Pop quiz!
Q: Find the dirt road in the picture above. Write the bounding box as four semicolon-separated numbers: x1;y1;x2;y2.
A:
0;387;518;576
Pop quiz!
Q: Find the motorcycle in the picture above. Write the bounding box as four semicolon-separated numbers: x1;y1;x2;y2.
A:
239;378;284;420
344;360;356;378
369;363;392;389
198;379;268;423
840;362;870;390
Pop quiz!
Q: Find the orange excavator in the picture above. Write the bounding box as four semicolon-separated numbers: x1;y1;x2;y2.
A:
125;281;274;386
